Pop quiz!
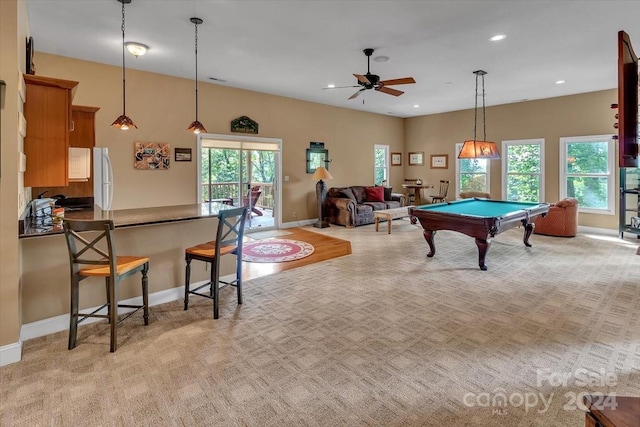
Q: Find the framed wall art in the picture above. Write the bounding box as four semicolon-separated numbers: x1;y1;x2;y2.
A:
134;142;170;170
430;154;448;169
175;148;192;162
391;152;402;166
408;151;424;166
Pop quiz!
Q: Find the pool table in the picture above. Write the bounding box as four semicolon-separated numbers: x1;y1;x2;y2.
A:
408;198;550;270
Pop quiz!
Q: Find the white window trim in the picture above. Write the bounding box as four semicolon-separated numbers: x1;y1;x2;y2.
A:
501;138;545;202
374;144;390;185
559;134;615;215
454;143;491;197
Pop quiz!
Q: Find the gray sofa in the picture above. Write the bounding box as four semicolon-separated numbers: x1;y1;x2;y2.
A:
324;185;405;228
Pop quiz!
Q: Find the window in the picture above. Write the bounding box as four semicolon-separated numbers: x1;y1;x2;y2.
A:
559;135;615;214
455;143;491;196
502;139;544;202
374;145;389;185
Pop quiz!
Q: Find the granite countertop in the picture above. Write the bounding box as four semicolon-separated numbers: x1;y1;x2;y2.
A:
19;202;235;238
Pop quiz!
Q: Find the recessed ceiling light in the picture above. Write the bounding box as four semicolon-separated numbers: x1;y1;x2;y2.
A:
124;41;148;57
555;80;566;85
413;104;420;108
327;84;335;88
490;34;507;42
373;55;389;62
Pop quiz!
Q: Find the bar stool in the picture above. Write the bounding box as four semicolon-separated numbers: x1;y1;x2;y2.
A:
184;206;248;319
62;219;150;352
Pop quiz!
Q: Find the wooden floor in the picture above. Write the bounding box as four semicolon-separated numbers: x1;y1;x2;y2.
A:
242;227;352;281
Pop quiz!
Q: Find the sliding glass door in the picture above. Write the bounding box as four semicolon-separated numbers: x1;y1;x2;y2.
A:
198;135;281;231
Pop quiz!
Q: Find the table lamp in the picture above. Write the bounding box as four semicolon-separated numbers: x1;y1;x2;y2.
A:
312;166;333;228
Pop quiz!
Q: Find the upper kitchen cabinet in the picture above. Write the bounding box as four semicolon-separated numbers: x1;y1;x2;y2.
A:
23;75;79;187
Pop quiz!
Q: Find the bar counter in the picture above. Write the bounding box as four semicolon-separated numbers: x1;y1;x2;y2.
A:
20;202;238;325
20;202;234;238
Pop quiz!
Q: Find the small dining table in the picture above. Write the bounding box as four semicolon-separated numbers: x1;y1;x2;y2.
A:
401;184;434;206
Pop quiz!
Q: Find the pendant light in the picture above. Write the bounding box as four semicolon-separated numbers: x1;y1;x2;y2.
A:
187;17;207;134
458;70;499;159
111;0;137;130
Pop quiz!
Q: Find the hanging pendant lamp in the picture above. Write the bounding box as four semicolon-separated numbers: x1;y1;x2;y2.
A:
187;17;207;134
458;70;499;159
111;0;137;130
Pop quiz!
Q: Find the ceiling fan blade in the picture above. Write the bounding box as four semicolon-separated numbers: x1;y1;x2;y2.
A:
379;77;416;86
353;74;371;84
376;86;404;97
348;89;365;100
321;85;360;90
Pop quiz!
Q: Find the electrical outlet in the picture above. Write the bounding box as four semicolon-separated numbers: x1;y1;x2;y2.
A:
292;211;297;219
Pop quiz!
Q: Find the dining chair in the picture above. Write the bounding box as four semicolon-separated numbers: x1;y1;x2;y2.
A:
62;219;150;352
242;186;263;217
184;206;248;319
431;180;450;203
403;178;420;205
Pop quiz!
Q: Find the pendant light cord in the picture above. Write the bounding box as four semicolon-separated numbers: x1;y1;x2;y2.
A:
194;20;199;121
481;73;486;141
473;72;478;142
121;1;126;116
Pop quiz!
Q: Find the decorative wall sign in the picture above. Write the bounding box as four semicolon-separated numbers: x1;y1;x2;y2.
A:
175;147;192;162
231;116;259;134
134;142;170;170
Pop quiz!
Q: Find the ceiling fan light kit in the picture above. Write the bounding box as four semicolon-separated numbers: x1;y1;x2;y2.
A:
187;17;207;134
111;0;137;130
458;70;500;160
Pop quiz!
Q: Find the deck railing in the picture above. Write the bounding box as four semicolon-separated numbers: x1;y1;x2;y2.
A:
201;182;274;210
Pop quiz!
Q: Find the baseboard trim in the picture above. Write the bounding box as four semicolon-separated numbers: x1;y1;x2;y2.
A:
0;341;23;367
19;280;213;344
281;219;316;228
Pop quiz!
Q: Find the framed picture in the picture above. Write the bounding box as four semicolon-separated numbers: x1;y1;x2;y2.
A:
391;152;402;166
430;154;448;169
175;147;192;162
408;151;424;166
134;142;170;170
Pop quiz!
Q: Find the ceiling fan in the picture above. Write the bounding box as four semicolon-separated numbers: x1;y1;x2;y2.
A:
324;48;416;100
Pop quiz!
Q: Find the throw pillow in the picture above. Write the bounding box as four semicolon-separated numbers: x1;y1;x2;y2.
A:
383;187;393;201
365;186;385;202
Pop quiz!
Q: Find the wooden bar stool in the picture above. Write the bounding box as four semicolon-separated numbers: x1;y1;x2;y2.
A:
184;206;248;319
63;219;150;352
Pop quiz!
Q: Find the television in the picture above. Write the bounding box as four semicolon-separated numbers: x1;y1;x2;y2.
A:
618;30;639;168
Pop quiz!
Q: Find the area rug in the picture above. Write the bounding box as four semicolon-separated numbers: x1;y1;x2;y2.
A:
242;238;314;263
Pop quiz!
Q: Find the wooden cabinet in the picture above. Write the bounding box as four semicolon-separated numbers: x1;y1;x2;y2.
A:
32;105;100;198
23;75;78;187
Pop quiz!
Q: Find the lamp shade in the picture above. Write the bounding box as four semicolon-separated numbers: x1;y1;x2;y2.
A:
312;166;333;181
458;140;500;159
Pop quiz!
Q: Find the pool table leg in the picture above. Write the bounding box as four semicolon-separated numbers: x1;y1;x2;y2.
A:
523;222;534;247
423;230;436;257
475;238;490;271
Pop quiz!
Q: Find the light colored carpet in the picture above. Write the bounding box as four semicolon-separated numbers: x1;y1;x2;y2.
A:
2;220;640;426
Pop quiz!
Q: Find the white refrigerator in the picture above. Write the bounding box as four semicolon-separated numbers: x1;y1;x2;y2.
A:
93;147;114;210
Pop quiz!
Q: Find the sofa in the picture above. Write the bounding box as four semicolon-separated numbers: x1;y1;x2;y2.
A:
324;185;405;228
459;191;492;199
533;197;578;237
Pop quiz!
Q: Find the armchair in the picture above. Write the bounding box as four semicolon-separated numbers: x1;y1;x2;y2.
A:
533;198;578;237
